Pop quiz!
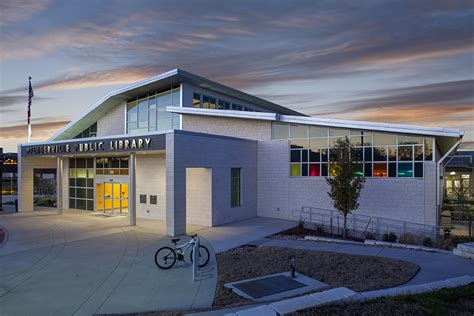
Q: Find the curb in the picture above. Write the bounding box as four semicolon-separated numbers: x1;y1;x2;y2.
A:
217;275;474;316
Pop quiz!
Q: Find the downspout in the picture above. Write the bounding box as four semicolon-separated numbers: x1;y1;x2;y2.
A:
436;138;463;225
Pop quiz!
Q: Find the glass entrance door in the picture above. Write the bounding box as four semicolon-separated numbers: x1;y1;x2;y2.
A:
96;182;129;214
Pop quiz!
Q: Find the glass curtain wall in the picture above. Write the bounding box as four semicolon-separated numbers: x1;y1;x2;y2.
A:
272;123;434;178
127;85;180;134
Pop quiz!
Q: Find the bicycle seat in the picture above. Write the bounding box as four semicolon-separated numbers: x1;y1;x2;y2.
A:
171;238;180;244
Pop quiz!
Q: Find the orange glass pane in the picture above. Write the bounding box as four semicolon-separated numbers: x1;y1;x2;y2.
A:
96;183;104;196
373;163;387;177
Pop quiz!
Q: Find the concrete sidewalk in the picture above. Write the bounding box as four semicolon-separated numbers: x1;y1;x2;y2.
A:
262;238;474;286
0;210;217;315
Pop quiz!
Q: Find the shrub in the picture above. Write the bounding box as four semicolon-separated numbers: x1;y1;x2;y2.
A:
382;232;397;243
423;237;433;247
298;219;305;229
364;231;375;240
399;233;418;245
314;223;325;234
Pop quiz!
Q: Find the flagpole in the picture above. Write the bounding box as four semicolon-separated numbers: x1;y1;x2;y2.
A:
27;76;34;143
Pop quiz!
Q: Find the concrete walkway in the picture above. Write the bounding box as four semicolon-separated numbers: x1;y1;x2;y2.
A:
262;238;474;286
0;209;217;315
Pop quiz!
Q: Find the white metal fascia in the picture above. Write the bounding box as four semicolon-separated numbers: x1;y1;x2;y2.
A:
166;106;277;121
278;115;464;138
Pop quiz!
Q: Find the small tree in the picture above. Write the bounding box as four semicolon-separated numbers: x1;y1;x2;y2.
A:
452;181;472;239
326;137;365;239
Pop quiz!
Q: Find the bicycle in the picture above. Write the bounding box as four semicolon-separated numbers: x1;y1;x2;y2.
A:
154;234;210;270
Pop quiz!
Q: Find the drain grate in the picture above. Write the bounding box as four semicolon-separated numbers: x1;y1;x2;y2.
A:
232;275;306;299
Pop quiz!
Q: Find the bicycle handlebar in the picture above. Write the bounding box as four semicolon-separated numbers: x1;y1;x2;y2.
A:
188;234;197;238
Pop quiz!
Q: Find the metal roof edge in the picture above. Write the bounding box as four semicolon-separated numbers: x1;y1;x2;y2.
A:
167;106;277;121
279;115;464;138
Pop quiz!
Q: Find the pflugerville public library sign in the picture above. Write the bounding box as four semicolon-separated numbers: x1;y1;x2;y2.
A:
22;134;166;157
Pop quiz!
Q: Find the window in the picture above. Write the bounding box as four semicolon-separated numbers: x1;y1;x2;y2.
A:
231;168;241;207
95;157;129;175
193;93;201;108
69;158;94;211
274;123;432;179
74;122;97;139
127;85;180;134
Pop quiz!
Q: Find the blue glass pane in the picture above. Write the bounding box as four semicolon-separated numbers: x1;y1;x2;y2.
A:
398;163;413;177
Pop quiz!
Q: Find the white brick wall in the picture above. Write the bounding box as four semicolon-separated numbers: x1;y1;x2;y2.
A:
186;168;212;226
182;115;272;141
97;101;126;136
257;140;439;226
19;156;57;212
136;154;166;220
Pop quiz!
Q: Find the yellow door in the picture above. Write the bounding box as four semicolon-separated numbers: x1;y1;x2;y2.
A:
121;184;129;214
113;183;121;211
104;183;112;210
96;183;104;211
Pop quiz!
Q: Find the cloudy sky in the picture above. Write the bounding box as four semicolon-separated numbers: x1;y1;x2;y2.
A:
0;0;473;152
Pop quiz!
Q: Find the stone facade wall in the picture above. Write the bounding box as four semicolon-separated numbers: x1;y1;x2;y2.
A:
97;101;126;136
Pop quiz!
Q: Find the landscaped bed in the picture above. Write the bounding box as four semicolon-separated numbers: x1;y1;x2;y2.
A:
213;245;419;308
289;284;474;315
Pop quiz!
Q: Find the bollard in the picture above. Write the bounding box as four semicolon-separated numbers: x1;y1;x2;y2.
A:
289;255;296;278
15;199;18;212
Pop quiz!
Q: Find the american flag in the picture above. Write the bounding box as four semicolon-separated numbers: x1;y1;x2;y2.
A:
28;76;34;125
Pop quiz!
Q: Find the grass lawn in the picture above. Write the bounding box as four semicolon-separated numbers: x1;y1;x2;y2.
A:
214;245;419;308
290;284;474;315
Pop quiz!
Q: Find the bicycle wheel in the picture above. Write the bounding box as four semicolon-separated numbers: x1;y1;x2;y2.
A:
190;245;210;268
155;247;177;269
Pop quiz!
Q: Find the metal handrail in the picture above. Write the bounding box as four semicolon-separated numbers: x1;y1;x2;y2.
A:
297;206;442;238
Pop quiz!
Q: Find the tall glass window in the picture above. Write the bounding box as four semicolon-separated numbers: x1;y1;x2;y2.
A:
231;168;241;207
127;85;180;134
69;158;94;211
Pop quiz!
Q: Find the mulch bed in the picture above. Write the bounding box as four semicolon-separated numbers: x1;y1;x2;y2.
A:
290;284;474;316
271;226;364;242
214;245;419;308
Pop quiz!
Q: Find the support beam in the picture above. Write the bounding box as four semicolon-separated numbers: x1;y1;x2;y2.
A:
56;156;63;215
129;153;136;226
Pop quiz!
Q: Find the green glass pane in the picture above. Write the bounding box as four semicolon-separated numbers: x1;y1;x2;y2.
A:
76;168;87;178
290;164;301;176
354;163;363;176
87;169;94;178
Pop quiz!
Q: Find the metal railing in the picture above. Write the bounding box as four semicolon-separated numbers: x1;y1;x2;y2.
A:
291;206;442;239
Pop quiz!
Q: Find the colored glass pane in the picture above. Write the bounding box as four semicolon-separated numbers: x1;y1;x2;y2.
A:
398;162;413;177
309;164;321;176
373;163;387;177
290;164;301;176
354;163;363;177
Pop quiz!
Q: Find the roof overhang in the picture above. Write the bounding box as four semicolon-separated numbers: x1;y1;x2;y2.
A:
49;69;305;141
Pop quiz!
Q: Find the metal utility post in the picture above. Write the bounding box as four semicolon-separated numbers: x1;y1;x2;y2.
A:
193;236;200;282
289;255;296;278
